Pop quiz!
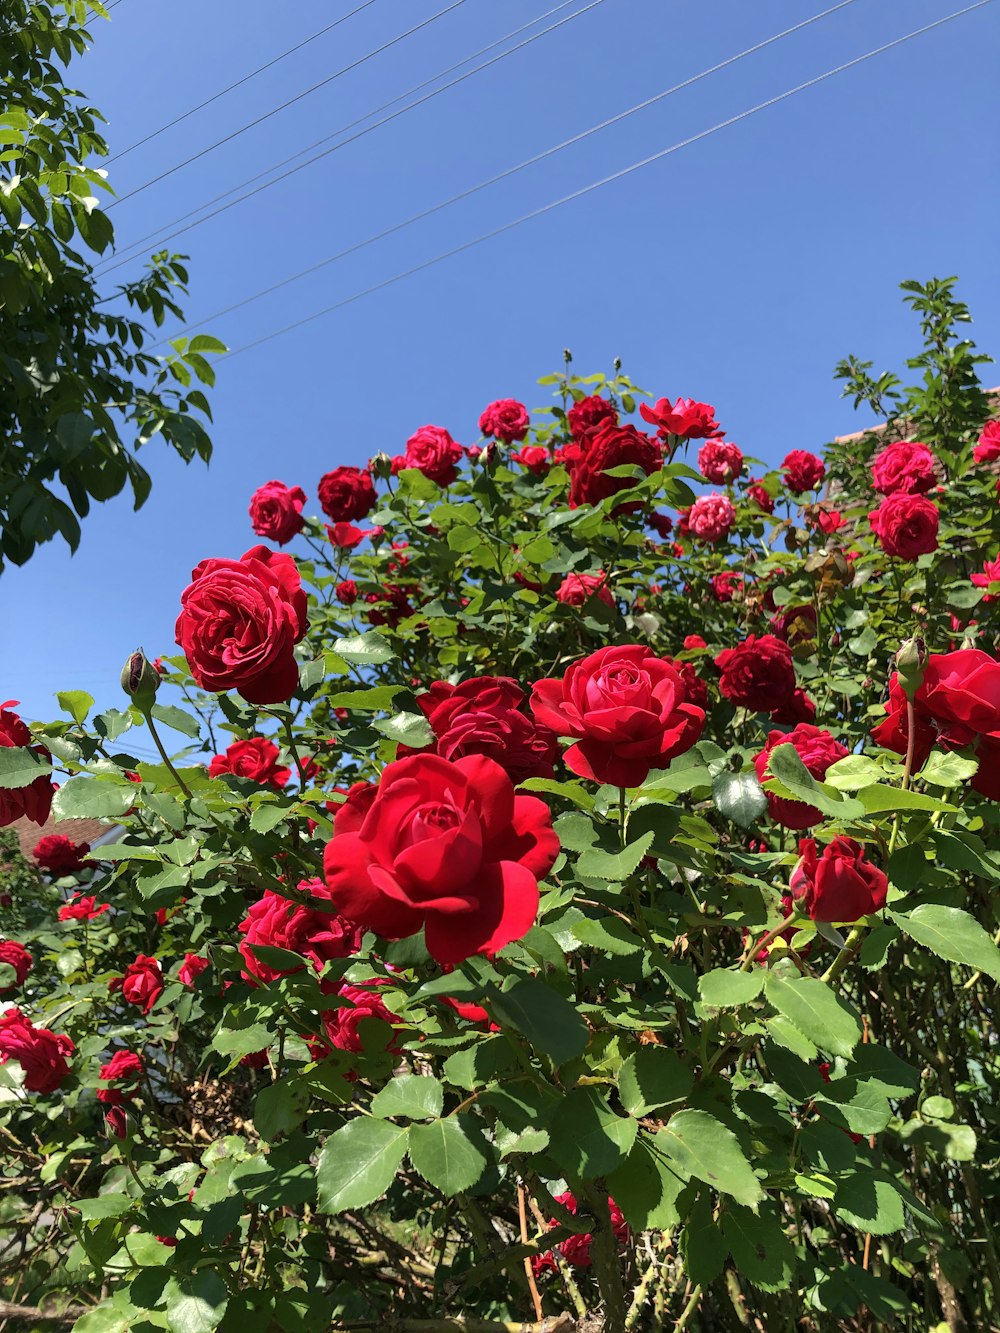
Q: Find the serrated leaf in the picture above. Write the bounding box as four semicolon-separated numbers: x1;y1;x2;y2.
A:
834;1172;906;1235
607;1132;686;1229
698;968;764;1009
764;744;864;821
576;830;654;881
0;745;51;789
660;1109;763;1208
151;704;201;739
164;1270;229;1333
57;690;94;724
548;1087;637;1180
316;1119;408;1212
371;1074;444;1121
764;973;862;1057
888;905;1000;982
712;771;767;828
485;976;588;1065
722;1203;797;1291
618;1047;693;1117
332;631;394;665
372;712;435;747
407;1115;490;1194
53;776;133;820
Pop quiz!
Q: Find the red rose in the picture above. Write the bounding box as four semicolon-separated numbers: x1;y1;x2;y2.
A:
0;941;32;992
814;507;845;534
531;644;705;788
556;572;614;609
32;835;90;875
782;450;825;495
769;688;817;726
58;894;109;922
746;480;774;513
870;440;937;495
0;1008;74;1093
109;955;163;1015
663;657;708;710
639;397;719;440
326;522;371;549
511;445;550;475
790;837;887;922
105;1105;130;1139
532;1193;629;1277
178;954;210;987
208;737;290;789
408;677;557;785
439;996;499;1029
971;553;1000;603
683;634;707;650
0;702;54;828
648;512;674;538
335;579;358;605
311;980;404;1059
568;422;659;511
96;1049;144;1106
698;440;743;483
973;419;1000;464
317;467;376;523
711;571;744;603
715;636;796;713
754;724;849;829
239;878;363;984
404;425;463;486
365;584;413;629
323;754;557;966
176;545;308;705
479;398;529;443
567;394;617;443
248;480;306;544
686;494;736;543
868;493;939;559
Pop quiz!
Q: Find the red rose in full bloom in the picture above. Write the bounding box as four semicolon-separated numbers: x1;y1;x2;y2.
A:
782;450;825;495
532;1192;629;1276
971;553;1000;603
568;422;659;511
0;1008;74;1093
58;894;109;922
0;941;33;993
239;878;363;984
208;737;290;789
323;754;557;966
96;1049;144;1106
686;494;736;543
715;636;796;713
870;440;937;495
176;546;308;705
178;954;210;987
511;445;550;475
972;419;1000;463
311;981;404;1059
404;425;463;486
409;678;558;784
479;399;530;443
317;467;376;523
0;702;54;828
32;835;90;875
530;644;705;787
711;571;744;603
754;724;849;829
639;397;719;440
336;579;358;605
790;837;888;922
248;480;306;544
746;480;775;513
868;493;939;559
556;572;614;609
698;440;743;483
567;394;617;443
109;955;163;1015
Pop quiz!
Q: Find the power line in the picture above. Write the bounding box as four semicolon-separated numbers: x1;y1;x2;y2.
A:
98;0;608;275
108;0;470;209
98;0;585;273
153;0;860;342
107;1;381;164
222;0;993;361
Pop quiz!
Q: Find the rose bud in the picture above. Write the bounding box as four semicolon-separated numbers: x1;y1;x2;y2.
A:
895;637;927;699
120;650;160;712
368;452;394;481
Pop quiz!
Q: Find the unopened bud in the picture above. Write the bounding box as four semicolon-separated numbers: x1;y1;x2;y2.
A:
369;451;394;481
121;650;160;711
613;356;622;373
563;348;573;365
895;637;927;698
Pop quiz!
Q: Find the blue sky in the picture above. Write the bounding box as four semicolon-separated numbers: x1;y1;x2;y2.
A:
4;0;999;733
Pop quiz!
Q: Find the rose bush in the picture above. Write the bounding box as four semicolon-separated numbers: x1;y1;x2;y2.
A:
0;279;999;1333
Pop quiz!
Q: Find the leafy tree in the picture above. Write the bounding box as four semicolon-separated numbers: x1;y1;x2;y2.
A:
0;0;220;570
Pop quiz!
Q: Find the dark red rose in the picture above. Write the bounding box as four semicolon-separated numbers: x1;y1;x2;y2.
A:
715;636;796;713
746;480;775;513
556;572;614;609
531;644;705;788
870;440;937;495
96;1049;144;1106
663;657;708;710
310;980;404;1059
698;440;743;483
568;422;659;511
971;554;1000;603
404;425;463;486
176;546;308;705
687;494;736;543
408;677;558;784
868;493;939;559
58;894;109;922
248;480;306;544
567;394;617;443
32;835;90;875
208;737;290;789
178;953;210;987
317;467;377;523
326;522;373;549
336;579;358;605
648;511;674;538
790;837;887;922
973;419;1000;463
364;584;413;629
0;941;32;993
770;688;817;726
105;1105;130;1139
479;398;530;443
0;702;54;828
324;754;557;966
782;450;825;495
0;1008;74;1093
754;724;849;829
108;955;163;1015
239;878;363;984
639;397;719;440
711;571;744;603
511;445;550;475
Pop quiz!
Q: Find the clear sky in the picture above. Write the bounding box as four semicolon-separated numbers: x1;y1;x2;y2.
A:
4;0;999;735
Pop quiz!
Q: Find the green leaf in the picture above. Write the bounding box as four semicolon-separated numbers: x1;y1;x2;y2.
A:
151;704;201;739
332;631;394;665
315;1119;409;1212
857;785;956;814
211;1023;272;1059
846;1044;919;1100
572;915;643;956
254;1080;309;1141
325;685;404;711
698;968;764;1009
722;1204;797;1291
407;1115;491;1194
249;803;291;834
660;1110;763;1208
576;830;654;881
57;690;94;724
712;771;767;828
0;745;51;789
372;712;435;747
164;1271;229;1333
485;976;588;1065
834;1172;906;1235
53;776;133;820
371;1074;444;1121
618;1047;693;1117
71;1310;131;1333
824;754;888;791
548;1087;638;1180
607;1132;686;1230
764;744;864;821
888;905;1000;983
764;973;862;1057
920;750;980;788
76;1194;135;1219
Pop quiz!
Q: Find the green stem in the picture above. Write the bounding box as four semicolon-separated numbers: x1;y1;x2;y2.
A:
141;708;193;799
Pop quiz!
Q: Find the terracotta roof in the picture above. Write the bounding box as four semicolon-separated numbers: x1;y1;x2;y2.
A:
833;386;1000;446
12;816;122;860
